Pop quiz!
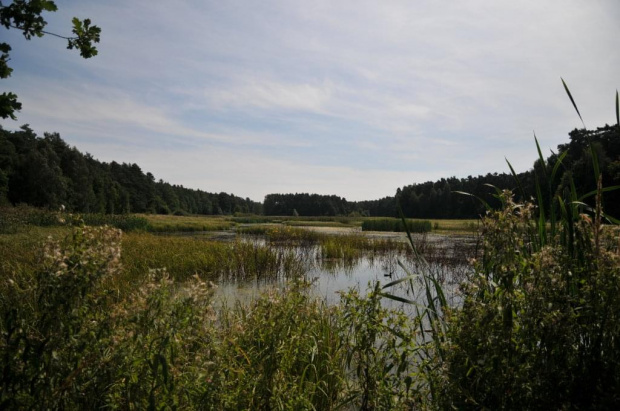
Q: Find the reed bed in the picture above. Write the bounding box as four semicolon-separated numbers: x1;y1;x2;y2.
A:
81;213;149;231
230;216;274;224
240;225;323;246
235;224;279;236
284;220;353;227
238;224;412;261
121;232;308;286
362;218;432;233
319;233;410;262
141;214;235;232
430;219;479;233
279;215;362;225
0;205;67;233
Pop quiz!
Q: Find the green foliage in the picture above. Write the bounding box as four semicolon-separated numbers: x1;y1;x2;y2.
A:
0;91;21;120
0;204;61;232
0;127;260;216
67;17;100;58
3;80;620;407
81;213;149;231
362;218;432;233
0;226;361;409
0;206;149;233
0;224;123;409
121;232;308;284
381;86;620;406
339;283;419;410
103;269;218;409
215;280;346;410
0;0;100;119
435;192;620;409
263;193;350;216
4;189;617;408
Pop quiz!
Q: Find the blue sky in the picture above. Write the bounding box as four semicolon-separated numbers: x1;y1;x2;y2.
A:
2;0;619;201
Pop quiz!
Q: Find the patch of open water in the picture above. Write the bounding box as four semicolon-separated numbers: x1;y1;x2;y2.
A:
211;232;477;307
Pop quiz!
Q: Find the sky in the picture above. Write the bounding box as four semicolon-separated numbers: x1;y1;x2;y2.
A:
2;0;619;202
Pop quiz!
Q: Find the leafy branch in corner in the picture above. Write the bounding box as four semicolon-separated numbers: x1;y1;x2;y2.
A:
0;1;101;119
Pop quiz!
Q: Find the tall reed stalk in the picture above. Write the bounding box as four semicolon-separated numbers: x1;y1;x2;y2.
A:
379;81;620;408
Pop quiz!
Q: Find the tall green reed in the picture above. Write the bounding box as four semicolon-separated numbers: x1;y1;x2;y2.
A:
378;81;620;408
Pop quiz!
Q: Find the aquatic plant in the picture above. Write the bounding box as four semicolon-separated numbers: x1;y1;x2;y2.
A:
362;218;432;233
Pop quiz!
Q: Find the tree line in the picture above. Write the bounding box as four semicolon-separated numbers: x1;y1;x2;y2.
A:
0;125;261;215
396;124;620;219
263;124;620;219
1;124;618;219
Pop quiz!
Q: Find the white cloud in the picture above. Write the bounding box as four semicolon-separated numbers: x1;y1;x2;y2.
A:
3;0;619;200
10;78;313;149
210;80;332;112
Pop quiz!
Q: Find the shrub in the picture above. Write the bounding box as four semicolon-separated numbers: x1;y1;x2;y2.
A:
0;224;123;409
434;191;620;409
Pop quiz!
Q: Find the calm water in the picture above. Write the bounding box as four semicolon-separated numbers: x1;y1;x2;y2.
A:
213;233;476;306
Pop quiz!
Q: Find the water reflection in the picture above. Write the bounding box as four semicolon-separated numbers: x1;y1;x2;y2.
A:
214;233;477;307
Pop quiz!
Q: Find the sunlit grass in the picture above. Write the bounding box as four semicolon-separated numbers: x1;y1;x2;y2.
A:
0;226;70;277
284;220;354;227
429;219;479;234
121;231;307;286
138;213;236;232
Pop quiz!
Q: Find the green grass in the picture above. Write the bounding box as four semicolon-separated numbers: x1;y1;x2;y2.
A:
268;215;362;227
284;220;354;227
82;213;150;231
429;218;479;233
122;231;307;286
362;218;432;233
0;225;69;277
0;223;416;409
139;213;236;232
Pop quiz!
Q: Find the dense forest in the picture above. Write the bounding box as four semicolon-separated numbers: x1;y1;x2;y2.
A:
0;125;262;215
1;124;618;219
264;124;620;218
